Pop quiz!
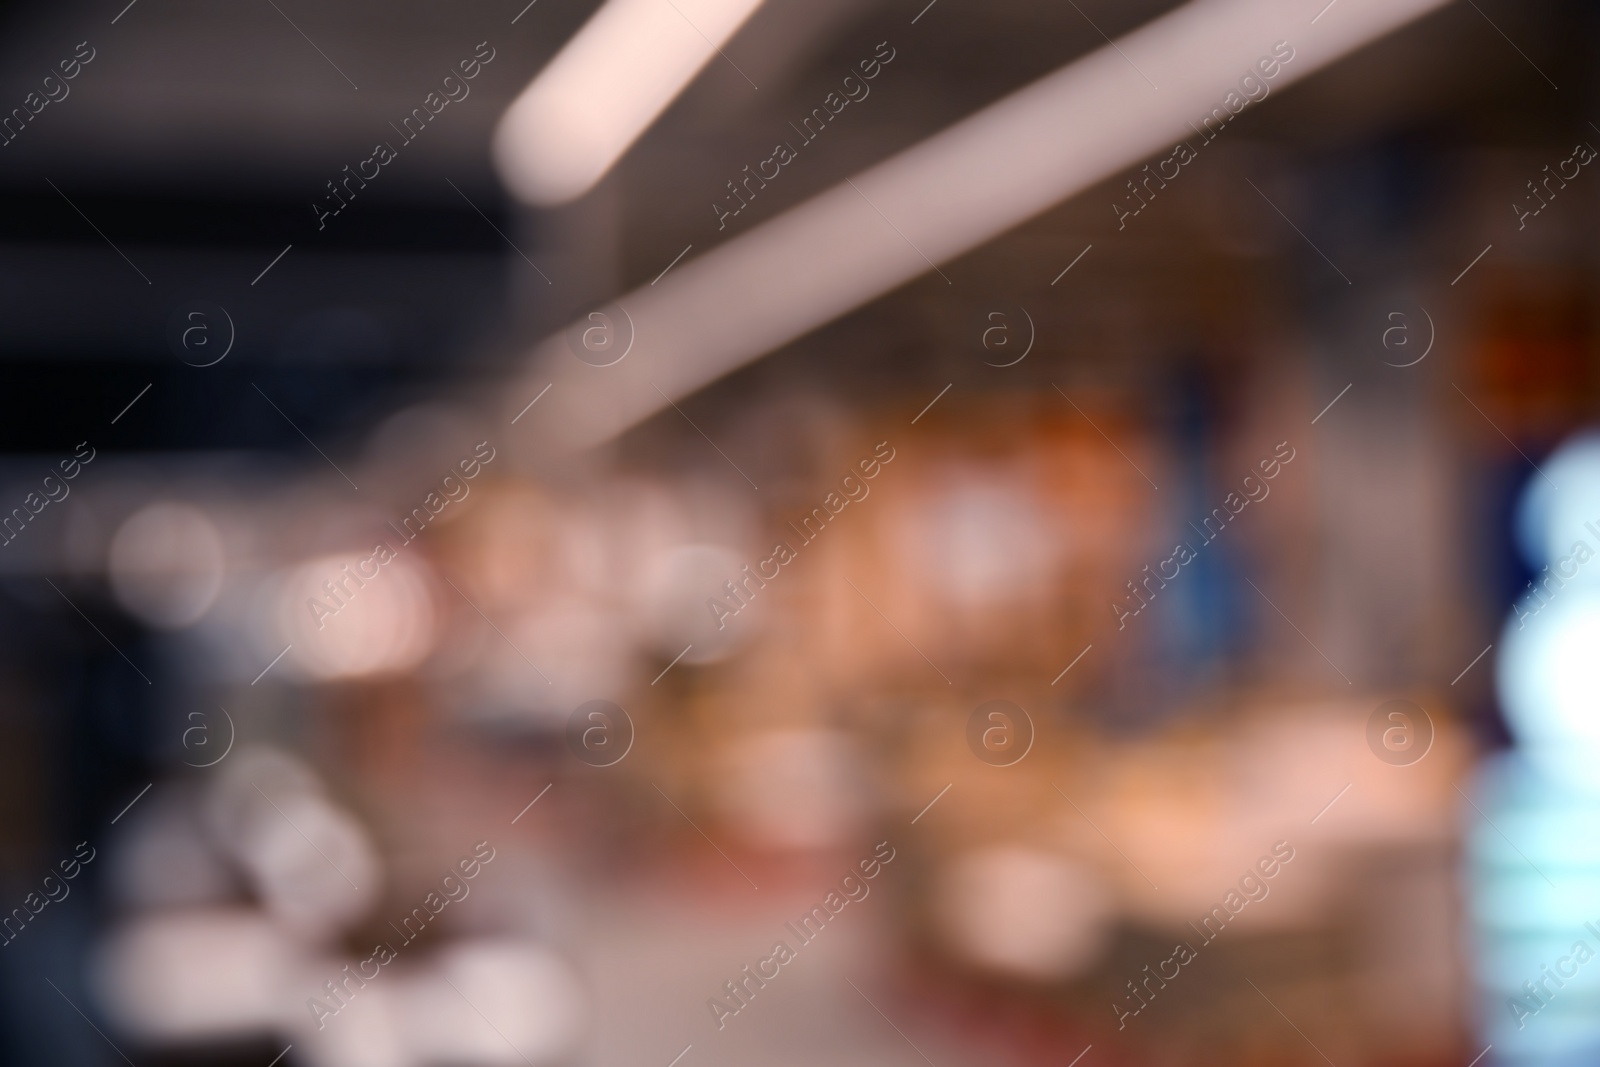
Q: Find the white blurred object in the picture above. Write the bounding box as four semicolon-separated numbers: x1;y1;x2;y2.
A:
636;543;753;663
207;746;381;941
1474;432;1600;1059
91;909;299;1041
287;962;411;1067
274;552;438;680
1514;430;1600;572
400;941;587;1065
934;846;1113;981
493;0;766;204
901;473;1060;607
715;729;869;850
486;596;629;721
504;0;1452;453
1500;583;1600;794
240;795;381;939
107;502;226;628
1502;429;1600;791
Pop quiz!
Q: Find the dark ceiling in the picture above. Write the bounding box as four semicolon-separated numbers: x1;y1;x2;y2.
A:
0;0;1587;457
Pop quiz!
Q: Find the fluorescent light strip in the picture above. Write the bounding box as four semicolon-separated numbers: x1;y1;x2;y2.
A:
506;0;1450;453
494;0;767;205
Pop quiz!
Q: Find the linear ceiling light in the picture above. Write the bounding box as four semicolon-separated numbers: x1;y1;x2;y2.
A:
504;0;1451;453
494;0;767;205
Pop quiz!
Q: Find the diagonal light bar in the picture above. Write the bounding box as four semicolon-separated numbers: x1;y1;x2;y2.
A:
504;0;1450;453
494;0;767;205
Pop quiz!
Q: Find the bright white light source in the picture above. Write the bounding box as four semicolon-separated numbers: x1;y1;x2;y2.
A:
494;0;765;205
274;553;438;680
108;502;225;628
504;0;1453;452
1514;430;1600;572
1499;586;1600;792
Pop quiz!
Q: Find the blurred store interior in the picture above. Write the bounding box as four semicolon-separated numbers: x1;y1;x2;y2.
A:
0;0;1598;1064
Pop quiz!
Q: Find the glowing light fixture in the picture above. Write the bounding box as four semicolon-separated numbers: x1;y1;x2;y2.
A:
1515;430;1600;568
504;0;1452;454
273;553;439;681
494;0;766;205
1473;430;1600;1062
1500;433;1600;793
1499;588;1600;793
